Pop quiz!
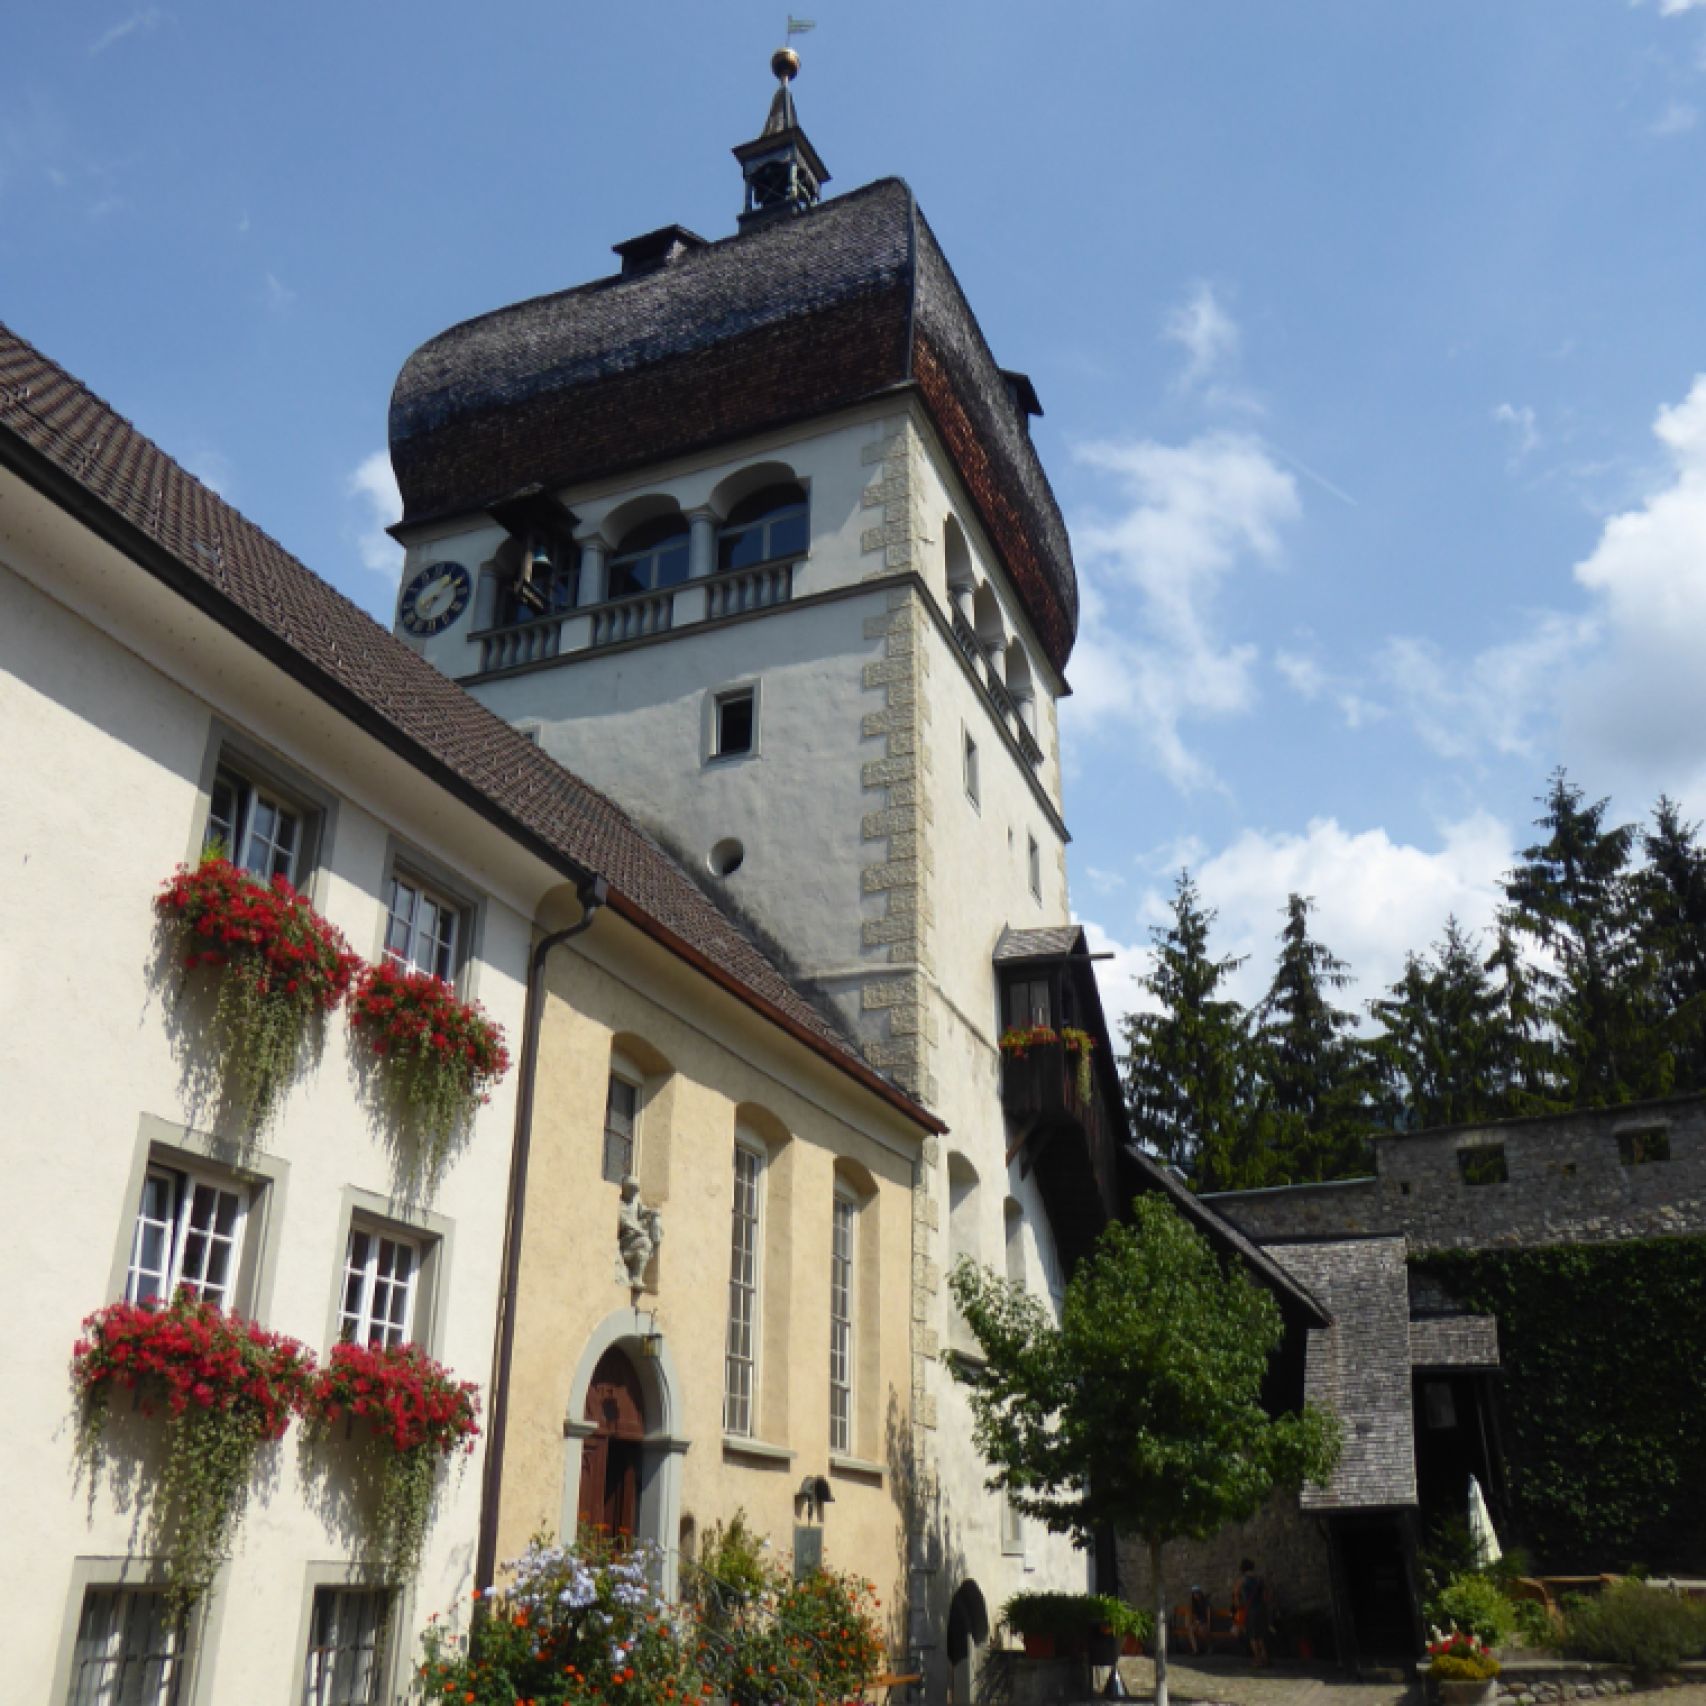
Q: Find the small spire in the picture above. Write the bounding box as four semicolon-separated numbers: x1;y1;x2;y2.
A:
733;42;830;228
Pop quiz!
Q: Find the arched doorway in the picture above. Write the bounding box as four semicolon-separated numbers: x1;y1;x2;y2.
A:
946;1580;989;1706
578;1347;647;1537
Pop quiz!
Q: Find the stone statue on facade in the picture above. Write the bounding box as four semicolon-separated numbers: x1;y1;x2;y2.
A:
616;1174;663;1288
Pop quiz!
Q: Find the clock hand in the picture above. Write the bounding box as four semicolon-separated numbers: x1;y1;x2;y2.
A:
416;574;456;617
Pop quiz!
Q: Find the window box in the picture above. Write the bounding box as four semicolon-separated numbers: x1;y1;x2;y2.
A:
348;960;510;1186
307;1341;480;1584
71;1292;316;1610
155;856;359;1135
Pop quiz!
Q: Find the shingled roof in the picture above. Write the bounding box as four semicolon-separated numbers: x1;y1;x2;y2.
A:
1271;1238;1418;1511
0;320;941;1135
388;177;1080;673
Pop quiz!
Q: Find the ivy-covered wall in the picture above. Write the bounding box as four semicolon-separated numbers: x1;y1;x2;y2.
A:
1414;1238;1706;1574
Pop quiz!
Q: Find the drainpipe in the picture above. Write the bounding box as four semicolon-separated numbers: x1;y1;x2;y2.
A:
475;871;610;1596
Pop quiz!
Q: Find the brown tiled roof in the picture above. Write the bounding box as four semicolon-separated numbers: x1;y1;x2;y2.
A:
0;320;941;1135
388;178;1080;673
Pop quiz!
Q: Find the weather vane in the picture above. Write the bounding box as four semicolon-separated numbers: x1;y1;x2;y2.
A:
786;16;816;42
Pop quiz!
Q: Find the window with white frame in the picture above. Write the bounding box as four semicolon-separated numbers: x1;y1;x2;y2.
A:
964;731;980;808
66;1586;186;1706
205;761;308;884
302;1585;391;1706
126;1163;248;1309
1002;1490;1025;1555
1028;833;1042;902
602;1072;640;1184
713;687;756;759
338;1225;419;1348
829;1188;855;1454
724;1141;763;1436
382;871;462;983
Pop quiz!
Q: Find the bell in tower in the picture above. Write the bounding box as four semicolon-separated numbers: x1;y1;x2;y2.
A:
733;46;830;227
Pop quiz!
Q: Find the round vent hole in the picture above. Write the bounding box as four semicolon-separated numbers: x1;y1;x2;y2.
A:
709;838;745;877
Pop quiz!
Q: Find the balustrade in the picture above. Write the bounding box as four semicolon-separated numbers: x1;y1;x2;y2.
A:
705;561;795;621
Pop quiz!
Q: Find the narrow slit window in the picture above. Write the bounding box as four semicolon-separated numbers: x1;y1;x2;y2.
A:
964;732;980;807
1028;834;1042;901
724;1143;762;1436
829;1191;855;1454
603;1076;639;1184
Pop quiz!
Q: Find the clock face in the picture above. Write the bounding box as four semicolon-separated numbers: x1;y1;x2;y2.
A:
399;561;472;637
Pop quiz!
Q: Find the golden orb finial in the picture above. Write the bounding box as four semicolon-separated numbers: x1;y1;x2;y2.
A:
772;45;800;81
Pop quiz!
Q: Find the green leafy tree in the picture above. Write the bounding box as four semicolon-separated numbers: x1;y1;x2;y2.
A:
948;1195;1341;1706
1368;917;1541;1129
1502;770;1656;1105
1251;893;1378;1181
1122;872;1261;1191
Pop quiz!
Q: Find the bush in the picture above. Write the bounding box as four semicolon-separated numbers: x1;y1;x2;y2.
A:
1086;1595;1152;1643
1002;1592;1149;1642
1430;1575;1515;1648
1562;1581;1706;1673
1511;1597;1559;1651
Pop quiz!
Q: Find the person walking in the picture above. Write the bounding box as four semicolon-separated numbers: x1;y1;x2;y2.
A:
1237;1558;1272;1669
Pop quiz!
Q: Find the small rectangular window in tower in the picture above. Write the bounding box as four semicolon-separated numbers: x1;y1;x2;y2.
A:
964;732;980;808
1028;834;1041;902
714;688;756;758
603;1076;639;1183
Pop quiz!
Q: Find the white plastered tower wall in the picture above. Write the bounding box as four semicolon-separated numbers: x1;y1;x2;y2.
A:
394;395;1087;1693
0;469;536;1704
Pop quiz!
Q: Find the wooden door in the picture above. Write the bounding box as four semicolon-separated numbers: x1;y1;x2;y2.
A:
577;1348;647;1538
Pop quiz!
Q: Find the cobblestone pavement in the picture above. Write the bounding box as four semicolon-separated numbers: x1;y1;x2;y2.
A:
1095;1658;1706;1706
1108;1653;1417;1706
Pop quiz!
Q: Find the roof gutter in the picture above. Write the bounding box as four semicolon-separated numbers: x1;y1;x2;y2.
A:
475;873;609;1594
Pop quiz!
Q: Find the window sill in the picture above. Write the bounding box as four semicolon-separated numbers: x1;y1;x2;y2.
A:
829;1453;885;1483
722;1434;795;1464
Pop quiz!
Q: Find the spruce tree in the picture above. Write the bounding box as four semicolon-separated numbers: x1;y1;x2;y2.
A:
1122;872;1259;1191
1368;917;1535;1129
1633;796;1706;1093
1502;770;1653;1105
1251;893;1377;1181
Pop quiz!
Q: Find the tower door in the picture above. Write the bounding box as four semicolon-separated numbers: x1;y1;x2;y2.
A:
577;1348;647;1540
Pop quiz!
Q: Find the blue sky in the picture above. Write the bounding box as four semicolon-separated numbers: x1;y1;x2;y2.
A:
7;1;1706;1022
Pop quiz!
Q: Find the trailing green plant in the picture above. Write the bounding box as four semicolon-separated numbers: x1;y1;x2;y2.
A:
157;854;359;1133
1561;1581;1706;1673
1428;1575;1514;1649
1416;1239;1706;1571
348;959;510;1182
686;1509;773;1614
308;1340;479;1585
71;1291;316;1610
1060;1027;1097;1103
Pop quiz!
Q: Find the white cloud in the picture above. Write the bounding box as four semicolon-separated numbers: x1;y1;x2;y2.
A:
1648;100;1699;136
263;271;295;312
184;449;233;498
348;451;402;579
1079;917;1153;1028
1562;374;1706;805
1492;401;1540;464
1083;865;1127;896
1274;649;1326;700
1063;431;1301;790
90;7;163;54
1109;812;1514;1019
1379;613;1592;761
1165;283;1241;393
